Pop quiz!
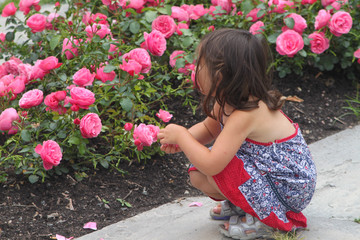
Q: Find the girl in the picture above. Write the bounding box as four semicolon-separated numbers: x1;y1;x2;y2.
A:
157;29;316;239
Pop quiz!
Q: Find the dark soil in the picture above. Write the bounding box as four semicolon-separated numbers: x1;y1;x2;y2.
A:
0;69;359;239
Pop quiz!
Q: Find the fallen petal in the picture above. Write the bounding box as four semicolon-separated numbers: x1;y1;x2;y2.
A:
188;202;203;207
83;221;97;230
55;234;74;240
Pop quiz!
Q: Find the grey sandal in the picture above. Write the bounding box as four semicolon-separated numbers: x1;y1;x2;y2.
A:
219;214;273;239
210;200;246;220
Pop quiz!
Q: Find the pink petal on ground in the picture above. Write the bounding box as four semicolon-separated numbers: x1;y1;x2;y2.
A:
188;202;203;207
55;234;74;240
83;221;97;230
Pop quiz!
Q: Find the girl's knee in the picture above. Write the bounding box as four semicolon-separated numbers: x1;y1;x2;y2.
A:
189;171;206;190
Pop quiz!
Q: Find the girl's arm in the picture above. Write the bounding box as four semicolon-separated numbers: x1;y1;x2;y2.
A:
158;110;255;176
187;116;221;145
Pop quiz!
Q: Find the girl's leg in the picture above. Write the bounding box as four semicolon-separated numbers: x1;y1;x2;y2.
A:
189;170;227;200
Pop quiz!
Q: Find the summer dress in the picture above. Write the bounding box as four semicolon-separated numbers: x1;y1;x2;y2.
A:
188;113;317;231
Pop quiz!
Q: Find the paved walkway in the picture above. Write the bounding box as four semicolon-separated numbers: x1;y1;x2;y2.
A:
77;125;360;240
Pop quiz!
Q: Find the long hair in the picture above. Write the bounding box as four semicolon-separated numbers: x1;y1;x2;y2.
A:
194;28;284;121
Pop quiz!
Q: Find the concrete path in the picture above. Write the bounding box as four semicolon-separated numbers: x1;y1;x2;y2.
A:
77;125;360;240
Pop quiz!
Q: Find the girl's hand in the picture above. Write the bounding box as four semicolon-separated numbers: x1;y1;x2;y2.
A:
158;124;186;145
160;143;182;154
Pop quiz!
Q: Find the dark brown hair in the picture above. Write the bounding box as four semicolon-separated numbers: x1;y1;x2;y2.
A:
195;28;284;121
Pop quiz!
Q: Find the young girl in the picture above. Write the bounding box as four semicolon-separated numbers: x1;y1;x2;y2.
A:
157;28;316;239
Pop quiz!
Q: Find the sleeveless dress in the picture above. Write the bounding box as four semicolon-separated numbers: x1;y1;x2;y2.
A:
188;115;317;231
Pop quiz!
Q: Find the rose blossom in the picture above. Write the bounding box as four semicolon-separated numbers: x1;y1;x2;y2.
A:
119;59;142;76
0;108;19;134
249;21;265;35
156;109;173;122
246;8;265;22
35;140;62;170
142;30;167;56
276;30;304;57
1;2;17;17
328;11;352;37
133;123;160;150
171;6;189;22
95;65;116;83
0;33;5;42
176;22;189;36
19;89;43;108
26;13;46;33
79;113;102;138
321;0;348;10
62;37;80;60
39;56;61;72
308;32;330;54
301;0;317;4
8;77;26;94
152;15;177;39
85;23;111;39
122;48;151;73
73;67;95;87
124;123;133;131
315;9;331;30
268;0;294;14
44;91;67;114
19;0;41;15
283;13;307;34
69;87;95;109
354;49;360;64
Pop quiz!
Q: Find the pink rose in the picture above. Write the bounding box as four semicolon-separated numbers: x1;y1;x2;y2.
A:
95;65;116;83
39;56;60;72
315;9;331;30
176;23;189;36
119;59;142;76
268;0;294;14
19;89;43;108
26;13;46;33
35;140;62;170
0;108;19;133
4;59;20;75
188;4;208;20
121;0;145;11
169;50;185;68
44;91;67;114
283;13;307;34
328;11;352;37
80;113;102;138
133;123;159;150
276;30;304;57
1;2;17;17
19;0;41;15
308;32;330;54
249;21;265;35
152;15;176;39
322;0;348;10
301;0;317;4
0;33;5;42
85;23;111;39
246;8;265;22
124;123;133;131
171;6;189;22
143;30;167;56
30;60;46;81
354;49;360;64
156;109;173;122
62;37;80;60
122;48;151;73
69;87;95;109
73;67;95;87
8;77;26;94
46;13;61;30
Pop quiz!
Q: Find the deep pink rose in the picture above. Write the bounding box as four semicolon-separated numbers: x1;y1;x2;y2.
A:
246;8;265;22
152;15;176;39
119;59;142;76
156;109;173;122
121;0;145;10
283;13;307;34
2;2;17;17
176;23;189;36
354;49;360;64
143;30;167;56
35;140;62;170
8;78;25;94
69;87;95;109
169;50;185;68
301;0;317;4
276;30;304;57
171;6;189;22
315;9;331;30
26;13;46;32
30;60;46;81
85;23;111;39
322;0;348;10
79;113;102;138
62;37;80;60
268;0;294;14
308;32;330;54
329;11;352;37
215;0;233;13
44;91;67;114
19;89;43;108
124;123;133;131
133;123;160;150
73;67;95;87
0;108;19;133
249;21;265;35
0;33;5;42
95;66;116;83
122;48;151;73
39;56;60;72
19;0;41;15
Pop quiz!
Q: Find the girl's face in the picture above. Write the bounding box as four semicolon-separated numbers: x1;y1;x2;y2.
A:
196;61;212;95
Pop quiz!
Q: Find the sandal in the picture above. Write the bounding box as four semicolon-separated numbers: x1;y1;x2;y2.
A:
219;214;273;240
210;200;245;220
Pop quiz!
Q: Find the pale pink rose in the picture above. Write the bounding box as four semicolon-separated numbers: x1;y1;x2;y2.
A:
35;140;62;170
0;108;19;133
152;15;176;39
315;9;331;30
95;65;116;83
80;113;102;138
246;8;265;22
268;0;294;14
249;21;265;35
2;2;17;17
124;123;133;131
119;59;142;76
283;13;307;34
69;87;95;109
308;32;330;54
0;33;5;42
73;67;95;87
85;23;111;39
328;11;352;37
133;123;160;150
143;30;167;56
19;0;41;15
39;56;60;72
4;59;21;75
19;89;43;108
26;13;46;33
122;48;151;73
276;30;304;57
171;6;189;22
62;37;80;60
156;109;173;122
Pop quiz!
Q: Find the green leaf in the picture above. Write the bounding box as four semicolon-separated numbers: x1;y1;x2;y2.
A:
78;143;86;155
257;9;266;18
68;136;80;145
299;50;307;57
241;0;255;15
100;159;109;168
21;130;31;142
129;21;140;34
50;35;62;50
29;175;39;184
120;98;133;112
181;36;193;48
145;11;157;23
284;17;295;29
5;31;14;42
103;64;116;73
267;33;279;44
175;58;186;69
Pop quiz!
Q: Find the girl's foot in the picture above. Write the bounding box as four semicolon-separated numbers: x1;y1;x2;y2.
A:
210;200;245;220
219;214;273;239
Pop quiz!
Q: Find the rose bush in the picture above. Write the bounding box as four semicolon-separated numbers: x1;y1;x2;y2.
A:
0;0;359;183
